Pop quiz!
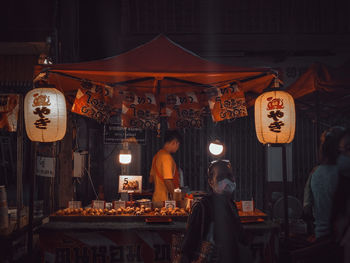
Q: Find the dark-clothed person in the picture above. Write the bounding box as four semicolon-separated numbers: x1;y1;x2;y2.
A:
310;126;346;240
331;129;350;263
302;126;348;263
180;160;251;263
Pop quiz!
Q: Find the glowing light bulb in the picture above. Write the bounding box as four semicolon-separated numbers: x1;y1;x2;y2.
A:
119;153;132;164
209;142;224;156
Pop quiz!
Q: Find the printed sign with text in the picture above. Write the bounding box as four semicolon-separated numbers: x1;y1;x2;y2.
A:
207;85;248;122
164;200;176;209
36;156;55;177
92;200;105;209
118;175;142;193
68;201;82;209
242;200;254;212
113;201;126;209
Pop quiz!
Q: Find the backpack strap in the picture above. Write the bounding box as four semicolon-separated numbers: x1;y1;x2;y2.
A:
197;196;214;241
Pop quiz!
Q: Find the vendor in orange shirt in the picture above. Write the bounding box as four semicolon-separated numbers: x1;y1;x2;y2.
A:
149;130;182;202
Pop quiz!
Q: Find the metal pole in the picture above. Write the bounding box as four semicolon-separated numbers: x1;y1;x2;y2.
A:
315;91;320;159
28;141;37;256
282;144;289;241
16;95;24;229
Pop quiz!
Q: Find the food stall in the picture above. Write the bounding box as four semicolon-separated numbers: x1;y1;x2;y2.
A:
38;186;279;263
39;200;278;263
30;35;280;262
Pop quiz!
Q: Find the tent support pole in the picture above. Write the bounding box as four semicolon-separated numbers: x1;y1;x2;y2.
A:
315;91;320;157
28;141;37;258
282;144;289;242
16;95;24;230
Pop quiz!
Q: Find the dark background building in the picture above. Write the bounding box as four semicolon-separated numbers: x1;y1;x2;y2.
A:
1;0;350;213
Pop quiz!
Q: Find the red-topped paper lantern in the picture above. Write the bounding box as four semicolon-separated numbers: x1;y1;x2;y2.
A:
254;90;295;144
24;87;67;142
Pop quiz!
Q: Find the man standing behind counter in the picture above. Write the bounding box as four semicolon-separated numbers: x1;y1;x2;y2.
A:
149;130;182;202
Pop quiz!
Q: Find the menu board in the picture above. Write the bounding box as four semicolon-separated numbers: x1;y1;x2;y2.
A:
118;175;142;193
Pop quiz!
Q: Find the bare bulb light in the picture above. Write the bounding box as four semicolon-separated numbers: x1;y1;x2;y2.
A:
119;152;132;164
209;141;224;156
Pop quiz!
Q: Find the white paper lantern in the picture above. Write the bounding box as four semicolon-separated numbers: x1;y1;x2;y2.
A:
255;90;295;144
24;88;67;142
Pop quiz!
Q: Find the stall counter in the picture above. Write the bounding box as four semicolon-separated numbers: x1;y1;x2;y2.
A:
38;220;279;263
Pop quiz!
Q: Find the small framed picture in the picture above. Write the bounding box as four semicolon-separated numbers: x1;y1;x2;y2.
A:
165;200;176;209
118;175;142;193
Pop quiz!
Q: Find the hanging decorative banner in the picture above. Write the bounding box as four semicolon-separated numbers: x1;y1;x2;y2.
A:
0;94;19;132
165;92;204;129
121;92;159;130
71;82;115;123
207;84;248;122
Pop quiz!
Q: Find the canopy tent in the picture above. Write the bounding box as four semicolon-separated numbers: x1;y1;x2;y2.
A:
34;35;275;106
286;62;350;119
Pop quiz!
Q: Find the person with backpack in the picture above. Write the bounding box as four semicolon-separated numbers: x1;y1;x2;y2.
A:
178;160;251;263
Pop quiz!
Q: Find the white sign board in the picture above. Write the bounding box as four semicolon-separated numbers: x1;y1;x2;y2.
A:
242;200;254;212
118;175;142;193
36;156;55;177
68;201;82;209
165;200;176;209
92;200;105;209
113;200;126;209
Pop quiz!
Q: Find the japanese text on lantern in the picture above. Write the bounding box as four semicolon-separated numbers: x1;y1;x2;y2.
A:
266;97;284;133
32;93;51;129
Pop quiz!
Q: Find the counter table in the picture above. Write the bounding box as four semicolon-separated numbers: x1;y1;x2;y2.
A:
38;219;280;263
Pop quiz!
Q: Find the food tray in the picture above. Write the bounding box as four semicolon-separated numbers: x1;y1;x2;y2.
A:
49;214;187;223
238;209;268;223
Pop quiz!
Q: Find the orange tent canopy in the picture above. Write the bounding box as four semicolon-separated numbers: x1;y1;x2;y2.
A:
34;35;274;103
286;62;350;117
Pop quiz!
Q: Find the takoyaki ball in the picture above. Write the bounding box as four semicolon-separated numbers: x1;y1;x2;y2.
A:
56;210;64;216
